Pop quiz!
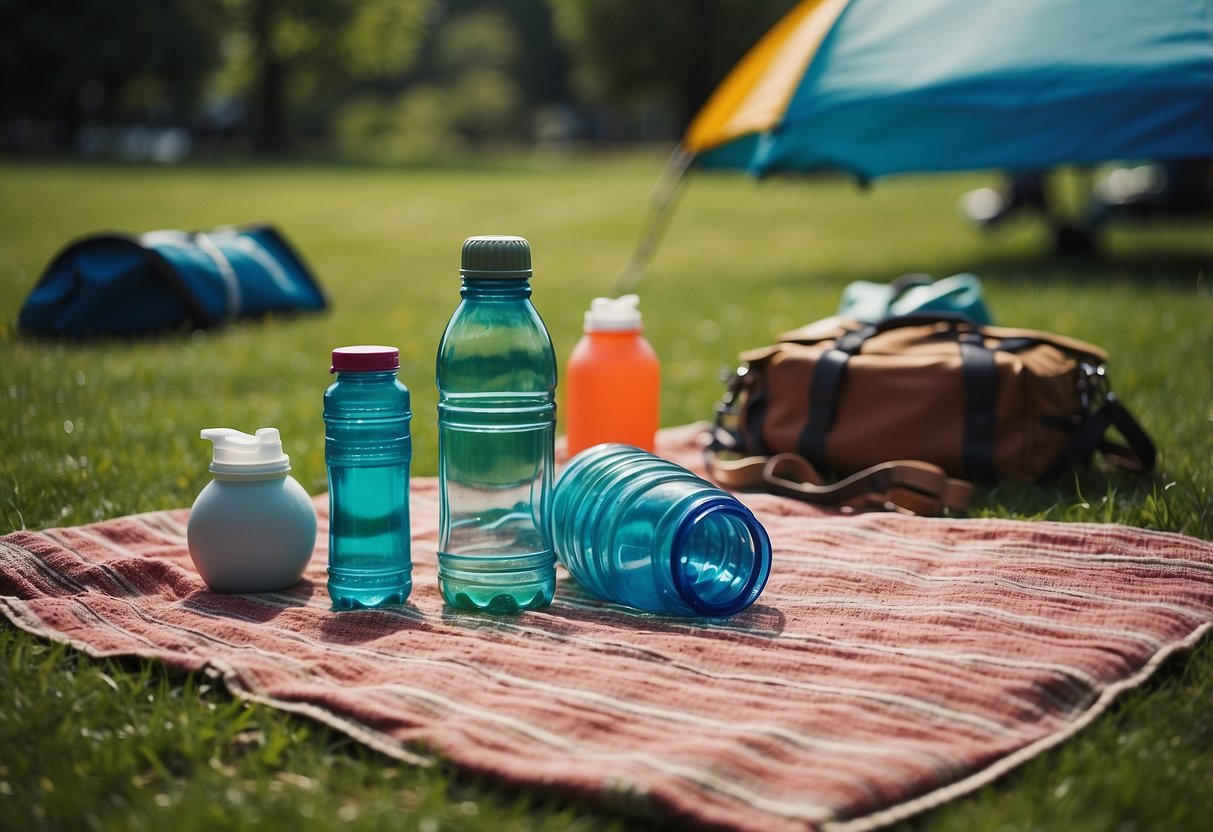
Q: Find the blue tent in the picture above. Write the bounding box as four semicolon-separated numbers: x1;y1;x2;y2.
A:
685;0;1213;180
616;0;1212;284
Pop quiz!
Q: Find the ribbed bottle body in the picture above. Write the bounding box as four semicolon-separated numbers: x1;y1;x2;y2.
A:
436;277;557;613
551;444;771;617
324;369;412;609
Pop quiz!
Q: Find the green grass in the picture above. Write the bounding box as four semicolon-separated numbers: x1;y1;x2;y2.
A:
1;155;1211;830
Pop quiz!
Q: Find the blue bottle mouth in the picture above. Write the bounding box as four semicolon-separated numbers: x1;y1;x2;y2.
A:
670;498;772;617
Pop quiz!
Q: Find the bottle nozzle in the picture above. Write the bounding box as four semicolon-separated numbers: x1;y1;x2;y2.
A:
254;427;282;456
585;293;642;331
201;427;291;476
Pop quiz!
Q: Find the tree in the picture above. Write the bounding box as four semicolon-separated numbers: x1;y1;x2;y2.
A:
0;0;224;149
548;0;796;134
219;0;431;154
333;0;581;163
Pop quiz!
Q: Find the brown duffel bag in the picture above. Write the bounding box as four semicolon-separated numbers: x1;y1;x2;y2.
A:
706;314;1156;515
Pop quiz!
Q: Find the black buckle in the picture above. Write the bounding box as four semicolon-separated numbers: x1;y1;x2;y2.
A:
1076;362;1109;416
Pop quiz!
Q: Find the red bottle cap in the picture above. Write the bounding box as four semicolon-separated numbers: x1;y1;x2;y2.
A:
330;345;400;373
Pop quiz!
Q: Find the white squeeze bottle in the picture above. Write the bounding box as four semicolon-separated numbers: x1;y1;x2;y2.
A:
187;428;318;593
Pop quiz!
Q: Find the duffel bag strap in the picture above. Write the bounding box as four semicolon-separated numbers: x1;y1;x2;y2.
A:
1050;394;1157;476
704;448;973;516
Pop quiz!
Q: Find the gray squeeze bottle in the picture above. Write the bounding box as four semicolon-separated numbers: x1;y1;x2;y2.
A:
187;428;318;593
436;235;557;613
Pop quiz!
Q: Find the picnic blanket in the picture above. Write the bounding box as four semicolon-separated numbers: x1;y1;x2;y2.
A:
2;423;1212;831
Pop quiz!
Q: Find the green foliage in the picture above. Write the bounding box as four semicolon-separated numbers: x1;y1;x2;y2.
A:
2;0;814;156
435;8;522;72
333;7;527;162
341;0;434;79
0;158;1211;829
217;0;430;82
548;0;797;126
438;10;524;141
333;89;457;164
219;0;432;152
0;0;224;128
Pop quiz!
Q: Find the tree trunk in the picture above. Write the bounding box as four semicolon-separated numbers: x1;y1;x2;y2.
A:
251;0;289;155
680;0;721;132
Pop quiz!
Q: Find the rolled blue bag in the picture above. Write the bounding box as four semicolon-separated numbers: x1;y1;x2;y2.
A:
551;444;772;617
18;224;327;338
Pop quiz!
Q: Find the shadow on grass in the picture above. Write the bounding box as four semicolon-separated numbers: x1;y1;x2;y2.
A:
12;307;330;345
743;234;1212;295
966;463;1213;540
947;247;1213;289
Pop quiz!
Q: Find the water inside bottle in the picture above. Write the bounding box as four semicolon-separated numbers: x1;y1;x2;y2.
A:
327;463;411;609
437;394;555;613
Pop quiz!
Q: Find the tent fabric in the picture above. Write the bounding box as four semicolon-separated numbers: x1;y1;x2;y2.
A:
688;0;1213;180
18;225;328;338
684;0;848;155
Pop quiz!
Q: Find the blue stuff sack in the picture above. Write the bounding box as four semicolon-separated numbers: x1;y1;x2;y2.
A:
18;224;328;338
837;273;992;325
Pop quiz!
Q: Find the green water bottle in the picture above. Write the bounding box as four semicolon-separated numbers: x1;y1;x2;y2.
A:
436;235;557;613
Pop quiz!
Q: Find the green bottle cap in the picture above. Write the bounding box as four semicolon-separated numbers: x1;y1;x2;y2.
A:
460;235;533;279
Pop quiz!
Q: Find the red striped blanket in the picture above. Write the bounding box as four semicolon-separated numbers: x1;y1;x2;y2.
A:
2;423;1211;831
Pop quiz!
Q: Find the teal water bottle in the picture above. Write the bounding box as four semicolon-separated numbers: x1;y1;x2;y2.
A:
436;235;557;613
551;444;772;617
324;345;412;609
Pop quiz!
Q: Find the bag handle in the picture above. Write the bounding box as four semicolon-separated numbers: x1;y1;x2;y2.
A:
852;314;1109;362
704;445;974;516
871;310;981;334
1051;395;1157;476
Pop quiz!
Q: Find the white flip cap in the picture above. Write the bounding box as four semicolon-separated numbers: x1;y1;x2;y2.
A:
584;293;642;331
201;427;291;475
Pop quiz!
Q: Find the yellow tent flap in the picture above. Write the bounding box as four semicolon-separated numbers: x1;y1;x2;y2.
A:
683;0;850;155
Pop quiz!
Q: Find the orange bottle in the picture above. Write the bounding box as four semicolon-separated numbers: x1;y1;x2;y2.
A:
565;294;660;456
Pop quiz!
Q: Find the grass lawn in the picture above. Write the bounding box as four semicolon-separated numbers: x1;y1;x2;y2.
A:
1;154;1211;830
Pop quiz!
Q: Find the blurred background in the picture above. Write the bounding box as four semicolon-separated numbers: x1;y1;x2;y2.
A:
0;0;799;163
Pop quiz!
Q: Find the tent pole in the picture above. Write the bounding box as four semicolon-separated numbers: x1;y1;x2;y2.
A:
613;145;695;294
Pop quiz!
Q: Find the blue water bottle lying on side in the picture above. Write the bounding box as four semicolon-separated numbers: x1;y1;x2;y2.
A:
550;444;772;617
